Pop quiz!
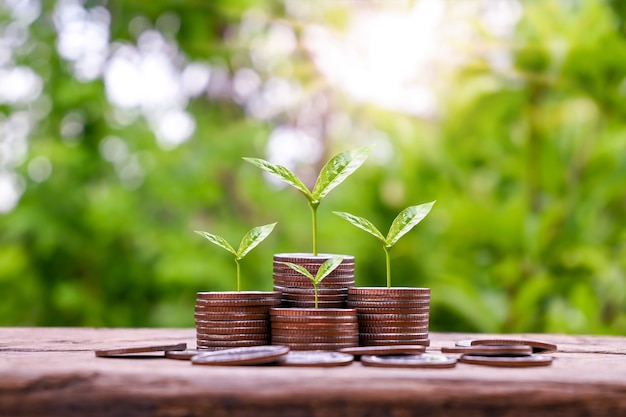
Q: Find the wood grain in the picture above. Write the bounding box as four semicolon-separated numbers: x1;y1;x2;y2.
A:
1;328;625;417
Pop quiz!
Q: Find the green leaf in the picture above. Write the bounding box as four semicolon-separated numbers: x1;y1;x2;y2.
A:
243;157;313;201
194;231;237;256
333;211;385;242
283;262;315;281
386;201;435;247
314;256;344;284
237;222;277;259
312;145;373;201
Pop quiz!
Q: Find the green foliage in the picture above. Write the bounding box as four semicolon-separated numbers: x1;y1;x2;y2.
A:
283;256;344;308
334;202;435;287
195;223;276;292
244;146;372;255
1;0;625;336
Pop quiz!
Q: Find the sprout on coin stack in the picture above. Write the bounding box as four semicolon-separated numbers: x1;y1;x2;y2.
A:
244;146;372;308
334;203;435;347
269;256;359;351
193;223;281;350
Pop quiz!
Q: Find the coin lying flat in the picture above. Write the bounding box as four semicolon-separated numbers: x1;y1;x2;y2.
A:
165;349;204;360
278;351;354;367
459;353;554;367
95;342;187;357
456;338;558;353
442;345;533;356
361;353;457;368
348;287;430;297
191;345;290;366
339;345;427;358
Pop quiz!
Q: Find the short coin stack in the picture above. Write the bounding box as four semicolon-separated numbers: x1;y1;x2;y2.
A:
270;307;358;351
273;253;355;308
195;291;281;350
347;287;430;346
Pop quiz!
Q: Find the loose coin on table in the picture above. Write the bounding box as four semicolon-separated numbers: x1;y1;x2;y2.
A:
442;345;533;356
192;345;290;366
95;342;187;357
455;338;558;353
459;353;554;367
339;345;426;358
165;349;204;360
361;353;457;368
278;351;354;367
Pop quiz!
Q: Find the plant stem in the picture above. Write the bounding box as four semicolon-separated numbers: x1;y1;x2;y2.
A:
384;245;391;288
235;258;241;292
313;282;319;309
309;202;319;256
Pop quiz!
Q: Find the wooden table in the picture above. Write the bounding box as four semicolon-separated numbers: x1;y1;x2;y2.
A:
1;327;625;416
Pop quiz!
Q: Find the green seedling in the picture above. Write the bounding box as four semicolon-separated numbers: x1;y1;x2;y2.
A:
195;223;277;292
244;146;372;256
334;201;435;288
282;256;344;308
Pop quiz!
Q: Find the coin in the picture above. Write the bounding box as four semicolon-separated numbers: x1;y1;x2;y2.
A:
270;307;356;316
442;345;533;356
272;342;357;350
165;349;204;360
347;299;430;307
472;338;558;353
196;291;281;300
196;299;281;307
270;316;357;324
272;328;359;338
357;313;429;321
195;319;268;327
95;342;187;357
361;353;457;368
274;286;347;295
196;340;268;348
339;345;427;357
348;287;430;297
353;307;430;314
194;312;268;321
197;333;269;341
195;326;269;335
279;351;354;367
280;301;346;308
192;345;290;366
360;333;429;340
459;353;554;367
360;326;429;334
194;305;271;313
361;339;430;347
273;253;355;262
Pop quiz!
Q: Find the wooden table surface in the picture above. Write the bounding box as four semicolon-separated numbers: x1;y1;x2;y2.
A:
1;327;625;417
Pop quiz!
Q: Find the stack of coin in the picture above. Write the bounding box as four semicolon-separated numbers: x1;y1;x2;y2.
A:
270;307;358;351
347;287;430;346
273;253;355;308
195;291;281;350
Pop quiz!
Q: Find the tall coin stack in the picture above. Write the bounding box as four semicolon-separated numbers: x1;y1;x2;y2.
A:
270;307;358;351
195;291;281;350
272;253;355;308
347;287;430;346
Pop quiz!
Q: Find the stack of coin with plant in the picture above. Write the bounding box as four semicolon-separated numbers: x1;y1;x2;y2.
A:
270;307;358;351
195;291;281;350
273;253;355;308
347;287;430;346
270;257;359;350
335;202;436;347
193;223;280;350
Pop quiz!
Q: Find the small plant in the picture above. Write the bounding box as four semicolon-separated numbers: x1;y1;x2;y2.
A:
195;223;277;292
244;146;372;256
282;256;345;308
334;201;435;288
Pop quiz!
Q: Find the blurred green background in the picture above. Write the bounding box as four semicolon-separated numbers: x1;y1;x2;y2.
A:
1;0;625;334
